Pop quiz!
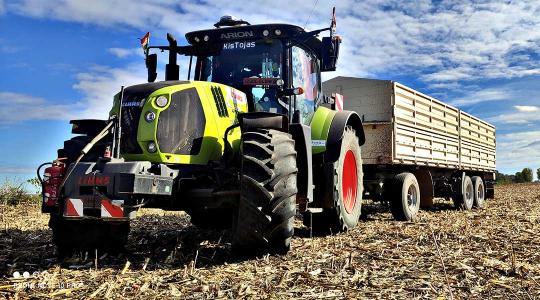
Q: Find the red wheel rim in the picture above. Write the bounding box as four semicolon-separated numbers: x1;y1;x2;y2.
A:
342;150;358;214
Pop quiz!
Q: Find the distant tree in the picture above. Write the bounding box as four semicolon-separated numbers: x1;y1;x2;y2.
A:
496;171;514;184
515;171;524;183
537;168;540;182
522;168;533;182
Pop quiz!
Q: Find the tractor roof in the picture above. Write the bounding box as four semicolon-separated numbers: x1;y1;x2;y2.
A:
185;23;322;53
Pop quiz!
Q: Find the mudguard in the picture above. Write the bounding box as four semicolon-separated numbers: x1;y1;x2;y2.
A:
323;110;365;163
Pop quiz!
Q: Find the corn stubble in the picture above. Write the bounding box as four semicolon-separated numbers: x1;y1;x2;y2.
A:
0;183;539;299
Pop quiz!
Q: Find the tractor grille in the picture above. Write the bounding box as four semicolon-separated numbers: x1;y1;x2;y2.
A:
211;86;229;117
120;101;144;154
117;81;190;155
157;88;206;155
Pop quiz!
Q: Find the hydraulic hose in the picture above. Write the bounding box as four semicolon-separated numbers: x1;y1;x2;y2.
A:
60;120;115;190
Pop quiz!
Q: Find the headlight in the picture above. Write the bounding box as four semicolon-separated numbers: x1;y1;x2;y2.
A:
145;111;156;122
155;95;169;107
147;142;157;153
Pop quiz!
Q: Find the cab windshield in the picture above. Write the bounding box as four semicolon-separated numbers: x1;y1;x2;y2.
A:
198;39;284;113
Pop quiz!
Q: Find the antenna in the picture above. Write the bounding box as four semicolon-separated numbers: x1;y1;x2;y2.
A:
303;0;320;29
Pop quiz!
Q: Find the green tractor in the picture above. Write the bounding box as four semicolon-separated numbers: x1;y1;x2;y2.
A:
38;12;365;255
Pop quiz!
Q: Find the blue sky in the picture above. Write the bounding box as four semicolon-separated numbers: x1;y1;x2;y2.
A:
1;0;540;183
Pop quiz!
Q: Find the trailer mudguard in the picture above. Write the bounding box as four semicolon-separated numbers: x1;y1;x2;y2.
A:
323;110;365;163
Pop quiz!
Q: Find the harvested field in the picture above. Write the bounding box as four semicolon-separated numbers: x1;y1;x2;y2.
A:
1;183;539;299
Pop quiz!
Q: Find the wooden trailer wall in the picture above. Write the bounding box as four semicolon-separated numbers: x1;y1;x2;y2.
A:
322;77;496;172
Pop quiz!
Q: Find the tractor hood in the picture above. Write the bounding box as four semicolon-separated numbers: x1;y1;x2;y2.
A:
111;81;248;165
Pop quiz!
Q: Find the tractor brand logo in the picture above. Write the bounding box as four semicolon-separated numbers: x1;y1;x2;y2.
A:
122;99;145;107
78;175;111;186
220;31;254;39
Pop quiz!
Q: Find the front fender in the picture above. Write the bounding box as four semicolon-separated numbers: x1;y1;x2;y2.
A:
324;110;365;163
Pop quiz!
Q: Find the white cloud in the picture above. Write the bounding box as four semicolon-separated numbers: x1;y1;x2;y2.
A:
0;92;78;124
7;0;540;83
497;130;540;173
450;87;510;106
108;47;142;58
0;63;149;124
73;64;148;119
489;105;540;124
515;105;540;112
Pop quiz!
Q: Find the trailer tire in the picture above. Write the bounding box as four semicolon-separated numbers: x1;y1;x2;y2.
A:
49;215;129;257
390;172;421;221
306;127;363;233
233;129;297;255
471;176;485;208
453;176;474;210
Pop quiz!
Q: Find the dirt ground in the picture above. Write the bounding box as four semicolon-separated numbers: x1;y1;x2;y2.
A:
0;183;539;299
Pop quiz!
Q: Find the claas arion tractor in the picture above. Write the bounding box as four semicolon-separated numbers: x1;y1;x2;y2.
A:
38;11;365;255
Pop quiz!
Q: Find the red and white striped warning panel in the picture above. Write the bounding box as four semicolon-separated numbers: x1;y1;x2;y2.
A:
334;93;344;111
101;199;124;218
64;198;83;217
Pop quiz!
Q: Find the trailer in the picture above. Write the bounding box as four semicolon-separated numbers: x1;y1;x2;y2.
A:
323;77;496;220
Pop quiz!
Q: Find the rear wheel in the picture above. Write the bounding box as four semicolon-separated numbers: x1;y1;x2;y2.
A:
390;172;420;221
306;127;363;233
233;129;297;254
453;175;474;210
471;176;485;208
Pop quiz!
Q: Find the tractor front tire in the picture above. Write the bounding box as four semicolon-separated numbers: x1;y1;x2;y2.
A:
306;127;363;234
233;129;297;255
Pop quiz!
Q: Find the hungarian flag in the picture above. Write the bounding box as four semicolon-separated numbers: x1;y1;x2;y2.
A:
331;7;336;33
140;32;150;52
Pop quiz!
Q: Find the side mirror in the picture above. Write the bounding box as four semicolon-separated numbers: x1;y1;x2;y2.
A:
320;36;341;72
146;53;157;82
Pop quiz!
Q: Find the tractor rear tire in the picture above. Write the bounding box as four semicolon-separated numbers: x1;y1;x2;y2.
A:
390;172;421;221
233;129;297;255
49;215;129;257
471;176;485;208
453;175;474;210
305;127;363;234
188;208;234;229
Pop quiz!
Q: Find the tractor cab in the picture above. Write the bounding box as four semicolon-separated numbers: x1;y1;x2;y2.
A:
145;15;341;124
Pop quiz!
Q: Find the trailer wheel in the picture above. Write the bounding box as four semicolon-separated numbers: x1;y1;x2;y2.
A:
233;129;297;254
390;173;421;221
49;215;129;257
306;127;363;233
453;176;474;210
471;176;485;208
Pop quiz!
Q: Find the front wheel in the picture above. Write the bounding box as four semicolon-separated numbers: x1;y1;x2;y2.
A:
306;127;363;233
232;129;297;254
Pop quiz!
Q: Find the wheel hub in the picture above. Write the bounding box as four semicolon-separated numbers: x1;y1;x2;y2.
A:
342;150;358;214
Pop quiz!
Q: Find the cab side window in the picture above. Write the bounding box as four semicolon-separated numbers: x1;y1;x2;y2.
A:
291;46;320;124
